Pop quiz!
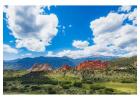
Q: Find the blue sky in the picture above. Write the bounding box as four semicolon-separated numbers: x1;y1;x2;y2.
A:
3;6;137;60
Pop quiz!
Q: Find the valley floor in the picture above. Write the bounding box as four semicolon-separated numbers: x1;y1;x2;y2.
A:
3;70;137;94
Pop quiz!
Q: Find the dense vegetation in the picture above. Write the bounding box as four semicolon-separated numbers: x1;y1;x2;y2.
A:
3;56;137;94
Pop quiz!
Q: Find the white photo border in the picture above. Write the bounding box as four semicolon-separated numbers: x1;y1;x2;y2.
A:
0;0;139;100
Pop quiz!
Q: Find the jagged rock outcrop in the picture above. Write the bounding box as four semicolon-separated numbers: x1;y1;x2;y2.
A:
59;65;71;71
76;60;108;70
29;63;52;72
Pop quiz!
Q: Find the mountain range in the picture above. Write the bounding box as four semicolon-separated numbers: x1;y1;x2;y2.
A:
3;56;117;70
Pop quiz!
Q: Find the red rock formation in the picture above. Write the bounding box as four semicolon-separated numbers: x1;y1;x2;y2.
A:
76;60;108;70
59;65;71;71
29;63;52;72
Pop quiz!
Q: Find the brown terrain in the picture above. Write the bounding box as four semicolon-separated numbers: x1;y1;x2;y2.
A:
29;60;109;72
29;63;52;72
59;65;72;71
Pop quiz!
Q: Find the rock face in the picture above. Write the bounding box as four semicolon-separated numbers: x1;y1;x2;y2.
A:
29;63;52;72
76;60;108;70
59;65;71;71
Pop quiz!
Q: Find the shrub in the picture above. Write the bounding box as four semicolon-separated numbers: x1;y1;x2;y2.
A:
121;79;136;83
60;81;71;84
90;85;105;91
31;86;41;91
18;88;28;93
80;69;95;82
95;88;114;94
61;84;71;89
3;81;7;86
94;77;108;82
53;85;64;94
72;81;82;88
59;81;72;89
104;88;114;94
24;85;30;88
82;80;93;84
47;87;56;94
10;87;19;92
3;87;8;92
8;83;12;86
47;80;58;85
66;88;78;94
90;85;114;94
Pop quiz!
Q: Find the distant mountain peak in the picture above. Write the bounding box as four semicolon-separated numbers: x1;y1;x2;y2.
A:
4;55;117;70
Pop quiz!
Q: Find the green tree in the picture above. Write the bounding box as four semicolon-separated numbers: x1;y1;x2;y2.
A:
80;68;95;82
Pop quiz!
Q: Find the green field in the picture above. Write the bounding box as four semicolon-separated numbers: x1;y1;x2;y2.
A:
3;69;137;94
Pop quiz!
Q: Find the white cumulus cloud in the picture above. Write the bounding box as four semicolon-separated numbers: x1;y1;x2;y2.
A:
4;44;18;54
90;13;126;36
118;6;132;12
89;9;137;57
21;53;32;57
4;6;58;52
46;6;137;58
72;40;89;49
127;8;137;25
